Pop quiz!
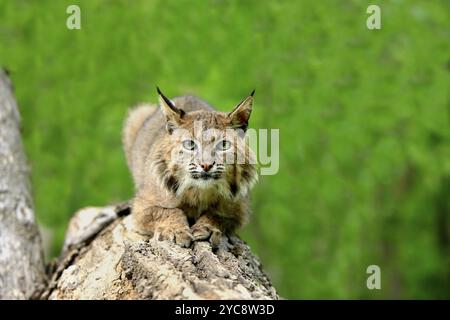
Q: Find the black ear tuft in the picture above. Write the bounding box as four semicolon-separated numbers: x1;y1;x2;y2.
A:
157;86;185;118
227;92;254;131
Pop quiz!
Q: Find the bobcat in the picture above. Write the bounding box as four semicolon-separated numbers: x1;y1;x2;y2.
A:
123;88;257;248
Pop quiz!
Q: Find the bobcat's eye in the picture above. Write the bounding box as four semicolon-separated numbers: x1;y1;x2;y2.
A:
182;139;197;151
216;140;232;151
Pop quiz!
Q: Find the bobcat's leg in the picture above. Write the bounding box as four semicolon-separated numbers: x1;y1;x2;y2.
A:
133;206;192;248
191;213;240;248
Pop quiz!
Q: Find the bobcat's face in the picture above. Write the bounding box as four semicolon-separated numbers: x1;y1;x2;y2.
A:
174;121;253;189
181;128;234;185
152;90;257;202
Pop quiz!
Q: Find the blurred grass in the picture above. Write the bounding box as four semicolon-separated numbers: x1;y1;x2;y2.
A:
0;0;448;299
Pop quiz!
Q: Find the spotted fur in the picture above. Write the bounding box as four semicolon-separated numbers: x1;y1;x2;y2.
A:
123;90;257;247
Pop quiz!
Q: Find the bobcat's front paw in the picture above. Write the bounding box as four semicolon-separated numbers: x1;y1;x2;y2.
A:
191;222;222;249
155;223;193;248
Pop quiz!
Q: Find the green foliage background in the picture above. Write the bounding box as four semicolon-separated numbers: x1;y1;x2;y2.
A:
0;0;448;299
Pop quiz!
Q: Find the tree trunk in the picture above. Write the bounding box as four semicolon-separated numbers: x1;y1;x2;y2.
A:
41;204;279;300
0;69;46;299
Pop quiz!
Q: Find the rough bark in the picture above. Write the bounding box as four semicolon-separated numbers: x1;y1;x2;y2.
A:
0;69;46;299
41;204;278;300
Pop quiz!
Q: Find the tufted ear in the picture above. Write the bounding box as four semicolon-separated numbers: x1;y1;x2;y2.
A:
157;87;185;134
227;90;254;131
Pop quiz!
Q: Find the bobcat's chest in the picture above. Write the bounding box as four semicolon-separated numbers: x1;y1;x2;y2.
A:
182;206;203;221
179;189;222;221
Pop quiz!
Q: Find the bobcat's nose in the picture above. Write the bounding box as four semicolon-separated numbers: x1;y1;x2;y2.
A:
200;162;215;172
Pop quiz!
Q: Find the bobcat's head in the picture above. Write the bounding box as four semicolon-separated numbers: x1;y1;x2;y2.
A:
151;88;258;203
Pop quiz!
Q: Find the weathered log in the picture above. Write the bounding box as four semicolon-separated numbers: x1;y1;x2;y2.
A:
0;69;46;299
42;204;278;300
